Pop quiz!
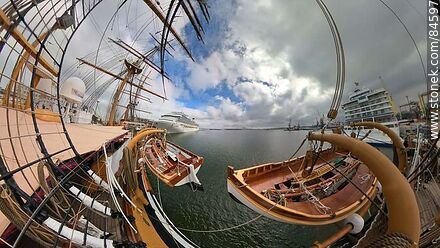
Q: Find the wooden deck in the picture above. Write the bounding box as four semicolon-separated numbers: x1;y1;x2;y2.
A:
416;181;440;232
0;106;127;235
357;181;440;247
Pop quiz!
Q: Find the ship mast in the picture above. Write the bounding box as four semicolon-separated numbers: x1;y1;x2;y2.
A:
77;56;166;126
108;59;143;126
0;0;210;246
0;11;74;107
123;70;153;121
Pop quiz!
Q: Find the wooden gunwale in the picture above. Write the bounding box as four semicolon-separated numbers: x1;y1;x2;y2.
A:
228;176;376;224
228;150;377;225
267;161;361;197
142;136;204;187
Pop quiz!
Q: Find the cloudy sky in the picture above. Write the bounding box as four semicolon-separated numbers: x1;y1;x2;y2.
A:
64;0;428;128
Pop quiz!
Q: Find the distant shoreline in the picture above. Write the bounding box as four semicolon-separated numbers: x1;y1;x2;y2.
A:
201;127;319;131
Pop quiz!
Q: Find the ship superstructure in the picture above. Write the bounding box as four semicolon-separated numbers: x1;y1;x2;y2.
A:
342;85;400;145
155;112;199;133
0;1;438;248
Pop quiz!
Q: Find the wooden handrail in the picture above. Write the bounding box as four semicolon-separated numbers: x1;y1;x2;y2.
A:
127;128;165;151
351;121;407;173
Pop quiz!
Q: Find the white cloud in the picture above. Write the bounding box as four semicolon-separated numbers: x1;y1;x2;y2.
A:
179;0;427;128
214;96;245;120
51;0;427;129
186;51;231;91
183;13;333;127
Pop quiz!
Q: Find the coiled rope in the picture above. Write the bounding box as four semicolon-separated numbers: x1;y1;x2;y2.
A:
364;232;413;248
0;185;60;247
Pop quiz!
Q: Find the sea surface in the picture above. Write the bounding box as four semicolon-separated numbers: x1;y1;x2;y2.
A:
150;130;392;248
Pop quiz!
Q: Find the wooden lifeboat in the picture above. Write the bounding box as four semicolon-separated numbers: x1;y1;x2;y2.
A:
140;134;204;187
227;148;377;225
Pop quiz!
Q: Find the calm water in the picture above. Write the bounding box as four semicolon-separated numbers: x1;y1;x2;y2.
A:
150;130;391;248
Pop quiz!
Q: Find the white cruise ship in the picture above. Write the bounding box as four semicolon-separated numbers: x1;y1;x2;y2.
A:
342;85;400;146
154;112;199;133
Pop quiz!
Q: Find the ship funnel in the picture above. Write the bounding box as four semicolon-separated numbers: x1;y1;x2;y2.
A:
60;77;86;103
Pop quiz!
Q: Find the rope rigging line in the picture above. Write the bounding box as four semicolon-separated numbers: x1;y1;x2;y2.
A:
1;160;107;248
409;148;440;183
315;0;345;121
317;154;387;216
340;127;390;145
408;125;422;176
51;185;102;247
11;141;117;247
359;130;373;141
0;186;59;247
91;0;129;91
157;169;164;207
377;0;427;87
51;148;126;247
287;136;308;160
103;143;138;233
145;137;182;248
8;0;62;68
174;197;285;234
287;165;332;215
358;134;390;145
306;0;346;173
403;0;424;19
407;135;440;180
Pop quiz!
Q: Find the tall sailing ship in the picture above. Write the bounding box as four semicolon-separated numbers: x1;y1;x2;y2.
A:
0;0;438;248
0;0;209;247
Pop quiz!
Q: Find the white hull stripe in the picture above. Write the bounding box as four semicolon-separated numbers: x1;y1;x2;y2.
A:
69;186;112;216
87;170;110;191
146;191;199;248
44;217;114;247
227;180;290;224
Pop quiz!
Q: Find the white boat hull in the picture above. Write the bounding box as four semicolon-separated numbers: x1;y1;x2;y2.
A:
140;171;200;248
339;123;401;146
154;120;199;134
174;164;202;186
359;128;398;146
227;179;289;223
